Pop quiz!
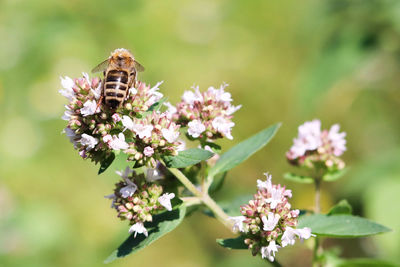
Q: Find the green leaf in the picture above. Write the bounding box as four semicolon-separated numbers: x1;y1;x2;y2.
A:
98;153;116;174
298;214;391;237
328;200;352;215
208;172;227;194
217;236;247;250
323;168;348;182
203;142;221;154
148;97;168;112
283;172;314;184
162;148;214;168
208;123;281;178
104;205;186;263
337;258;398;267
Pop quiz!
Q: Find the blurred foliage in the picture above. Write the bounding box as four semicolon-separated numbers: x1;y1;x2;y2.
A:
0;0;399;266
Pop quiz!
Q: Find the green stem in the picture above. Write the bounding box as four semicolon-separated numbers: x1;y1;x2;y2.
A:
314;178;321;213
313;177;323;267
164;164;234;231
166;167;202;198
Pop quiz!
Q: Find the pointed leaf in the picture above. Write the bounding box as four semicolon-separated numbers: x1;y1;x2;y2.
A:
328;200;352;215
162;148;213;168
284;172;314;184
104;205;186;263
217;236;247;250
298;214;391;238
98;153;116;174
209;123;281;177
323;168;348;182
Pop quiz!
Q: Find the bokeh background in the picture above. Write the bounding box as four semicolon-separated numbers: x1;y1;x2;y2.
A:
1;0;399;266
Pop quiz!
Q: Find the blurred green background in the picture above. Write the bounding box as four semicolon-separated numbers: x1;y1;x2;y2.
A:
1;0;399;266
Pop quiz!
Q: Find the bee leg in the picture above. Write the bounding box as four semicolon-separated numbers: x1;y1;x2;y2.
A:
96;95;104;111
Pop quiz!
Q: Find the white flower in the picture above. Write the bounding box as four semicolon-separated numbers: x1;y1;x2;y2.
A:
295;227;314;240
266;187;283;209
176;140;186;151
104;133;129;150
208;83;232;102
288;120;322;159
226;104;242;115
62;106;73;121
299;120;322;149
59;76;75;101
328;124;346;156
161;126;180;143
281;226;313;247
91;82;102;100
281;226;297;247
143;146;154;157
81;100;100;116
212;116;234;140
261;241;280;262
257;173;272;191
128;87;137;96
262;212;280;231
164;102;177;115
146;168;164;182
158;193;175;211
129;222;148;237
187;120;206;138
182;86;203;105
147;81;164;105
228;216;246;233
120;177;137;198
82;72;91;84
121;115;134;130
79;134;98;151
63;127;79;148
291;209;300;218
116;166;134;179
132;123;153;139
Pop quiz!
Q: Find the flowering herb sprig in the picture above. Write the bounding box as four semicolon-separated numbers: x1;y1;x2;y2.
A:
286;119;346;172
172;83;241;141
60;52;390;265
60;74;181;168
105;167;175;237
229;173;313;262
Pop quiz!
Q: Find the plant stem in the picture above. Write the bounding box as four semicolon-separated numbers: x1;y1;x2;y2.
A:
166;167;202;198
313;177;323;267
165;164;234;231
314;178;321;213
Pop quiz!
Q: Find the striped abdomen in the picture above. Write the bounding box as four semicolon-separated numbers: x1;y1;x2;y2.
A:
103;70;130;109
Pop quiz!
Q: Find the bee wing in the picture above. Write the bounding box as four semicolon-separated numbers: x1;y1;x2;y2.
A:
134;61;145;72
91;59;110;73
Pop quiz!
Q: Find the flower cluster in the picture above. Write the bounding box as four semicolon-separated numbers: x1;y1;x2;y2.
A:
105;167;175;237
229;173;313;262
60;73;181;167
286;120;346;171
172;83;241;140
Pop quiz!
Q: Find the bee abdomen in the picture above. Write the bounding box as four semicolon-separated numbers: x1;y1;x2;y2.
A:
106;70;129;83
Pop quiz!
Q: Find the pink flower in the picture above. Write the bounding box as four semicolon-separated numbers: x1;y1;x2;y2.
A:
328;124;347;156
103;133;129;150
143;146;154;157
112;113;122;123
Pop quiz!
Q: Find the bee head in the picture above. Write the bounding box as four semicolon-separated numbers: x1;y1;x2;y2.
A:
110;48;135;69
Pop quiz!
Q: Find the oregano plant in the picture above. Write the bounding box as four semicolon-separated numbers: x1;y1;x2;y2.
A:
59;49;391;266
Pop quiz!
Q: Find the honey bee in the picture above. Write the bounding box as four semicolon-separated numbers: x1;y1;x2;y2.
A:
92;48;145;109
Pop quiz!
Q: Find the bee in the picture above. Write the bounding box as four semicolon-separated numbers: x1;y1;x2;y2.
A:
92;48;145;109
